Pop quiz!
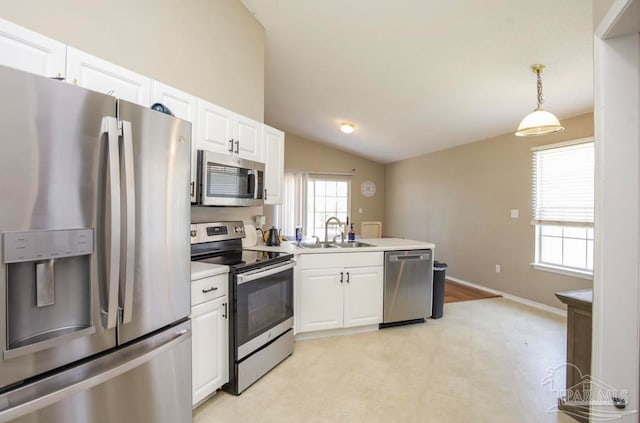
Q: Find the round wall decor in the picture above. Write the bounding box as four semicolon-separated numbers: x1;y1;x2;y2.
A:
360;180;376;197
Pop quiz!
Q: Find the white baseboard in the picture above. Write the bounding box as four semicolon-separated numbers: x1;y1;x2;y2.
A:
295;324;379;341
446;276;567;317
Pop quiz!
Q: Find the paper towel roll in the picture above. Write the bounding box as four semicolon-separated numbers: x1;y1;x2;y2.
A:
242;221;257;247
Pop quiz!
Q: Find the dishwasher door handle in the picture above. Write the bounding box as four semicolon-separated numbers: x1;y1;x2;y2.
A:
389;255;428;262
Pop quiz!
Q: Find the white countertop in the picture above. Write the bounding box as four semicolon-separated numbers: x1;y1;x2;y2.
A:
246;238;435;254
190;261;229;280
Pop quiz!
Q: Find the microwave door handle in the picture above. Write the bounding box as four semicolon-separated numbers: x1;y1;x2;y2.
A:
120;120;136;325
101;117;121;330
247;171;256;199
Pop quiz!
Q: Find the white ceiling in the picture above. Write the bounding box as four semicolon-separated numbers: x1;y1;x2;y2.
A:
240;0;594;164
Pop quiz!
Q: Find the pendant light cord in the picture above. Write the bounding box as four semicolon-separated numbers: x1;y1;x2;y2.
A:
536;69;544;109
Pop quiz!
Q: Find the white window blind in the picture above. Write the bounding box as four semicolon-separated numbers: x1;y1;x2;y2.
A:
532;140;594;226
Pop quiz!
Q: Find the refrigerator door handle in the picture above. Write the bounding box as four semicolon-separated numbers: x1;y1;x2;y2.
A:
120;120;136;325
102;117;121;330
0;324;191;423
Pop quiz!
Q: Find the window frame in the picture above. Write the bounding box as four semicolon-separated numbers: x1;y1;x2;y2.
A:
278;172;352;241
530;138;595;280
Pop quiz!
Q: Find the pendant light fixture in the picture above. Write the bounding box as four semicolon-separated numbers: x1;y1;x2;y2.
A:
515;64;564;137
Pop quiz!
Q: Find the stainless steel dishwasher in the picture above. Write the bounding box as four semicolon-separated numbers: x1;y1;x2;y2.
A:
382;250;433;326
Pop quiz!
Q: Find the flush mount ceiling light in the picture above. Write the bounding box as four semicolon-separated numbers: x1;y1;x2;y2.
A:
340;122;355;134
515;64;564;137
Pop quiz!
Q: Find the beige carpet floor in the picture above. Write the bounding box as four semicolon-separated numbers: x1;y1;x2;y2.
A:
194;298;575;423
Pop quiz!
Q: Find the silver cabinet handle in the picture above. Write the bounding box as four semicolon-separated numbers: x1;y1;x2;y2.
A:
222;302;228;319
346;272;350;283
228;139;234;152
264;189;267;200
340;272;344;283
120;120;136;325
234;140;239;154
201;286;218;293
102;117;121;330
190;181;195;198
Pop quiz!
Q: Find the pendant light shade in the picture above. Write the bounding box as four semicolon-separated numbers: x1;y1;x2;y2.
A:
515;65;564;137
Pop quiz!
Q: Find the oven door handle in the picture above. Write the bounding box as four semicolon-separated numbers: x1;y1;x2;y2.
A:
236;261;295;285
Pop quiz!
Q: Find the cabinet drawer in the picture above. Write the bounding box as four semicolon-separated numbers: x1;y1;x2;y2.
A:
191;274;228;306
298;252;383;269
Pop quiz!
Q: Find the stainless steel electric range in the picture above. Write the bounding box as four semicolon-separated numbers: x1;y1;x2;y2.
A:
190;221;294;395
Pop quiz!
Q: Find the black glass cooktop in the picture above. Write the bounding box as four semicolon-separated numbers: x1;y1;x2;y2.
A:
193;249;293;273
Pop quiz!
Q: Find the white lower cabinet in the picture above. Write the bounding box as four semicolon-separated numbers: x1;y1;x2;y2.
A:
297;252;384;333
191;273;229;406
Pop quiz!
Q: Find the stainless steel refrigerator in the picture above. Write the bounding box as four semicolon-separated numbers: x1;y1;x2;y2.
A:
0;65;192;423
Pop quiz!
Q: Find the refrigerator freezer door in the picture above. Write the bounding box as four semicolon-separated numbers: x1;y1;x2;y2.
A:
116;100;192;344
0;321;191;423
0;65;117;389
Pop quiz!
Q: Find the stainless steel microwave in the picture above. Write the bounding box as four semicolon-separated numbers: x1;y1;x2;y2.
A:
196;150;265;206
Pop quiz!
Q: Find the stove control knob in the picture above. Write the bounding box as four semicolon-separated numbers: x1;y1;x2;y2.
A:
190;230;197;238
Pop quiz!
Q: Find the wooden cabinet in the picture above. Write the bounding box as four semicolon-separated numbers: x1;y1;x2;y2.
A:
191;273;229;407
297;252;384;334
195;99;263;162
66;47;151;106
263;125;285;205
555;289;592;423
0;17;66;78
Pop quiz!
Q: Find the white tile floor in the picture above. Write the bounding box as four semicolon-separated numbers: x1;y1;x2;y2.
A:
194;298;576;422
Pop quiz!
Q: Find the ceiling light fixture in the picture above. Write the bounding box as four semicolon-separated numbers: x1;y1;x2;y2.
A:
515;64;564;137
340;122;355;134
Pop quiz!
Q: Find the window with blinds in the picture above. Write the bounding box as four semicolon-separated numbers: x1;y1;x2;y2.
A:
532;139;595;276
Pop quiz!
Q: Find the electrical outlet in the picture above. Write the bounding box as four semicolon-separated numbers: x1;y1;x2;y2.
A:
510;209;519;218
358;208;363;214
495;264;501;273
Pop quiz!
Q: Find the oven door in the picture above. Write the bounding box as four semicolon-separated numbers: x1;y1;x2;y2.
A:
197;150;264;206
234;261;294;360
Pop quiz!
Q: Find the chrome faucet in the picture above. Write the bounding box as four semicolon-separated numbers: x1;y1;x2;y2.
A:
325;216;343;243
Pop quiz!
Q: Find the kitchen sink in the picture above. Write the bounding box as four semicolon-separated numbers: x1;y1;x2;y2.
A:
298;242;338;249
298;241;373;249
334;242;373;248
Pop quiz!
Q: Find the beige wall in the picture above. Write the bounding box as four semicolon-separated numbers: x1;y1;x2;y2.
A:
385;113;594;308
0;0;264;121
279;133;385;235
0;1;266;224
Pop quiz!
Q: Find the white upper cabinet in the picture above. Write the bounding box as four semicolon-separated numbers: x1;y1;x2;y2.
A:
151;81;196;122
0;18;66;78
66;47;151;107
196;99;264;163
232;114;263;163
264;125;285;205
196;99;234;156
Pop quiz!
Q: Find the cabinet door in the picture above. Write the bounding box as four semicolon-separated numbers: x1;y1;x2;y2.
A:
196;99;234;156
152;81;198;201
191;296;229;406
298;268;344;332
66;47;151;106
233;113;263;162
0;18;66;78
343;266;384;328
264;125;285;205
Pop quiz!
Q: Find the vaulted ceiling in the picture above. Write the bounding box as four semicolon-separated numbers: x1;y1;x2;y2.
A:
241;0;593;163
